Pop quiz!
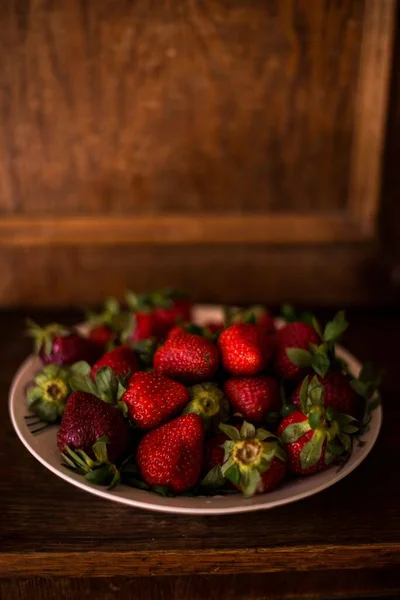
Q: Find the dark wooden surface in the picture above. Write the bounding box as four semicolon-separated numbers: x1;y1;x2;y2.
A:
1;308;400;599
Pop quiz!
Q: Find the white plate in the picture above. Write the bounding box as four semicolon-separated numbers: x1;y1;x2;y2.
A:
9;305;382;515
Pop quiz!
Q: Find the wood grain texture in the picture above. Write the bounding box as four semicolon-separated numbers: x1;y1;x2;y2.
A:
0;214;370;246
348;0;396;232
1;545;400;578
0;0;364;216
2;570;400;600
0;244;391;307
1;308;399;581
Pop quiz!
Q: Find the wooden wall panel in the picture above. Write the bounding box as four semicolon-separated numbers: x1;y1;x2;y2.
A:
0;0;365;216
0;243;389;308
0;0;396;306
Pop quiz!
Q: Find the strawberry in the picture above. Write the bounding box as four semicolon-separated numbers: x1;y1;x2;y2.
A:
90;345;139;379
86;297;124;349
218;422;287;497
122;372;189;430
167;322;223;342
151;290;192;338
274;311;349;382
154;332;219;384
228;305;275;334
57;391;131;486
131;312;158;341
292;370;359;417
204;433;228;473
26;364;71;423
274;322;320;381
277;376;358;475
136;413;204;493
125;291;158;341
224;376;280;423
88;325;115;349
26;320;101;366
217;323;272;376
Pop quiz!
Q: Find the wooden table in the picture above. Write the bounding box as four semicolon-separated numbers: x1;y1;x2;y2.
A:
1;309;399;600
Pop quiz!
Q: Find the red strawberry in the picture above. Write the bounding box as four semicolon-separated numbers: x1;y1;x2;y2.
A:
86;298;123;349
90;345;139;379
136;413;204;493
230;306;275;334
130;312;158;341
292;371;359;417
125;291;158;341
26;320;101;366
167;322;223;341
274;322;320;381
218;422;287;497
218;323;273;376
57;392;131;465
167;325;188;340
205;321;225;335
204;433;228;472
151;291;192;337
278;376;358;475
277;411;327;475
154;332;219;384
88;324;115;349
122;371;189;430
224;376;280;423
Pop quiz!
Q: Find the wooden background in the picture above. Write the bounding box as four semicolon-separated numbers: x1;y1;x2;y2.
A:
0;0;397;307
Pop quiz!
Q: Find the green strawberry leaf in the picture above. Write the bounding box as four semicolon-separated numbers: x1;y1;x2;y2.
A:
340;424;359;434
28;398;59;423
219;423;241;441
338;432;352;452
255;427;273;441
223;462;240;486
286;348;312;368
70;361;91;377
152;485;171;497
240;421;256;439
200;465;226;488
311;317;323;339
323;310;348;342
299;376;309;414
311;348;330;378
281;304;297;323
239;469;261;498
92;435;109;463
280;420;311;443
300;429;326;470
281;404;297;418
327;443;345;455
308;412;321;430
308;376;324;407
95;367;119;403
69;374;98;396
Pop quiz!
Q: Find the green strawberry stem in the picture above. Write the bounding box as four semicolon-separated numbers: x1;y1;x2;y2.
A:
26;320;70;355
285;310;349;378
61;436;121;489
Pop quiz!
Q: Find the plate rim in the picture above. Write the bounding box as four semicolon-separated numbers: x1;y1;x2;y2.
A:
9;312;382;515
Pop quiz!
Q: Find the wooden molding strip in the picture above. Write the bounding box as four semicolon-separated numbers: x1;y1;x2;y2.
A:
1;543;399;578
348;0;396;232
0;214;372;246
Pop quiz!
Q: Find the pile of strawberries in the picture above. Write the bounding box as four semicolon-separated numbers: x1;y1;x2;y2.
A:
25;291;380;498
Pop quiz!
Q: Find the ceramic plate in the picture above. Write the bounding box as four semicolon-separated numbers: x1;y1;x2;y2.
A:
9;305;381;515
